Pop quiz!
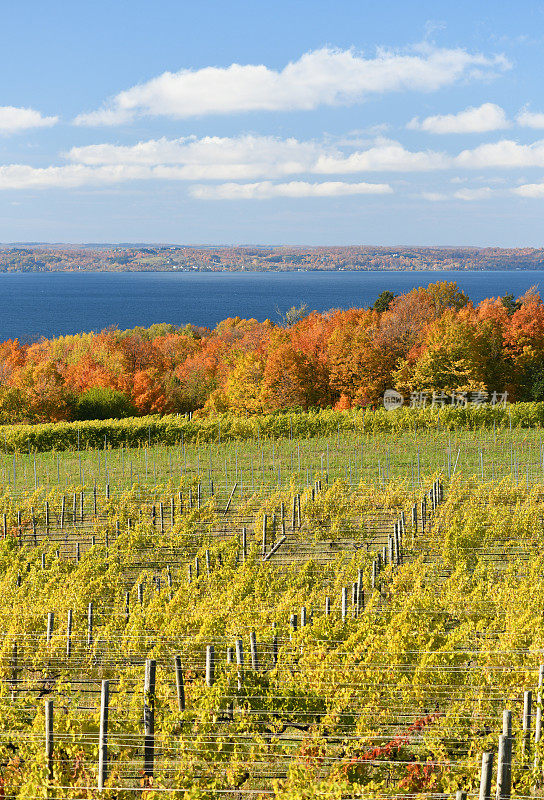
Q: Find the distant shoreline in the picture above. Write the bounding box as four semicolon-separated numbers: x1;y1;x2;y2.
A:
0;244;543;274
1;266;544;275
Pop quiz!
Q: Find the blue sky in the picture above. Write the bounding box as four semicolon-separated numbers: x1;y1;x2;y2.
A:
2;0;544;246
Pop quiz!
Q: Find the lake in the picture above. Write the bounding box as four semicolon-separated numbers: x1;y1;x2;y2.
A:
1;269;542;342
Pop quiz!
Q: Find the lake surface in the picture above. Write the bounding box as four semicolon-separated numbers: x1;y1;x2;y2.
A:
0;269;542;342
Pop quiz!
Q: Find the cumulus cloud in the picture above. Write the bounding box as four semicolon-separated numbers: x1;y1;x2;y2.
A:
0;163;244;190
512;182;544;197
71;133;544;179
0;164;150;190
420;188;495;201
454;138;544;168
420;191;448;201
68;135;316;167
68;134;449;179
74;46;509;125
0;106;58;134
408;102;509;134
67;135;323;180
453;186;494;200
517;109;544;129
0;162;392;196
190;180;393;200
67;133;544;183
315;138;449;172
8;131;544;194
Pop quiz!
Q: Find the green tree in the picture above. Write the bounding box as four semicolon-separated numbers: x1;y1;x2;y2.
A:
75;386;137;420
372;290;396;313
500;293;521;316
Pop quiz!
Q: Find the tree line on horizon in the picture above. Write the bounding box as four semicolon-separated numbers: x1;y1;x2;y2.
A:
0;281;542;424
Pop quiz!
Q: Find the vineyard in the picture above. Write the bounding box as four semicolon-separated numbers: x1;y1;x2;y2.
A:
1;416;544;798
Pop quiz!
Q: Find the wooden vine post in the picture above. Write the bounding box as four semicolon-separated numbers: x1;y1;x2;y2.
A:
45;699;54;783
479;751;493;800
143;659;156;781
98;679;109;791
175;655;185;712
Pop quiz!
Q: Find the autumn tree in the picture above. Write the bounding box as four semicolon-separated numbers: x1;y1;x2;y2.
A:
260;332;319;410
394;309;489;395
220;352;265;413
503;289;544;400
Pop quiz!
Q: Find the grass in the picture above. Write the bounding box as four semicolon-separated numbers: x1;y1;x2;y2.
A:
2;426;544;496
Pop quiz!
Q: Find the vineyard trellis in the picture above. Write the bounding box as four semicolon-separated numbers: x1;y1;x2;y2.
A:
1;423;544;798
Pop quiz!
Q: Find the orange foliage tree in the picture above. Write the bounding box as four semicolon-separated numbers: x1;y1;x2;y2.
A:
1;281;543;422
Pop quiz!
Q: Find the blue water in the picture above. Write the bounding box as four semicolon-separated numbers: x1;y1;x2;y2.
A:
0;269;542;342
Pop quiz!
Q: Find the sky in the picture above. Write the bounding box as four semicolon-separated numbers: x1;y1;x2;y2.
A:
2;0;544;246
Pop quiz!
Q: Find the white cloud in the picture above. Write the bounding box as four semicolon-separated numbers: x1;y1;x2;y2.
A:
517;109;544;129
324;137;544;172
420;191;448;201
67;135;323;179
512;182;544;198
420;187;495;201
73;133;544;179
453;186;494;200
315;138;449;172
67;133;544;183
0;163;242;190
68;134;450;177
190;180;393;200
74;46;509;125
0;106;58;134
9;131;544;194
408;102;509;134
0;162;392;197
0;164;150;189
454;139;544;168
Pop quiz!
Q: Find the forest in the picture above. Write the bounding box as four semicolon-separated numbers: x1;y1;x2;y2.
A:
0;281;543;424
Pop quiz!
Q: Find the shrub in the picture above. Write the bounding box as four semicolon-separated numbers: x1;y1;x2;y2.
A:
74;387;137;421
